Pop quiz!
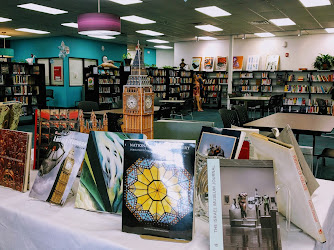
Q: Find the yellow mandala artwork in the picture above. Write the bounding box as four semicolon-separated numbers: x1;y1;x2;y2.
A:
125;158;193;225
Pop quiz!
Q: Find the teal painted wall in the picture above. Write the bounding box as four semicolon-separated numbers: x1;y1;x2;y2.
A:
11;36;127;107
144;48;156;66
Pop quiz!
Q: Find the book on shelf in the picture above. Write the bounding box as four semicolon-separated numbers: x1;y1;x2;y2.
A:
197;126;246;159
0;129;32;192
30;131;89;205
206;159;281;249
274;124;319;195
1;64;9;74
122;139;196;241
250;133;326;242
75;131;146;213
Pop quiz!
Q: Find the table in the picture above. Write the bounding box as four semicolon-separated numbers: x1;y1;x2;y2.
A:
244;113;334;154
159;100;185;104
229;96;271;117
0;170;333;249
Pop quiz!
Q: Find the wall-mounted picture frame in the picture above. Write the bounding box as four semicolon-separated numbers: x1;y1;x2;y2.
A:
216;56;227;71
69;57;84;86
204;57;214;72
265;55;280;71
36;58;50;86
191;57;202;71
246;55;260;71
233;56;244;71
50;58;64;86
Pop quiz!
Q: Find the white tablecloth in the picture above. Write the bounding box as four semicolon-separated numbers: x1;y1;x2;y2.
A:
0;171;333;250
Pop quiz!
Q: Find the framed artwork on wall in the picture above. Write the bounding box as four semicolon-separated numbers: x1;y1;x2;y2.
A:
69;58;84;86
246;55;260;71
51;58;64;86
191;57;202;71
233;56;243;71
216;56;228;71
204;57;214;72
36;58;50;85
265;55;280;71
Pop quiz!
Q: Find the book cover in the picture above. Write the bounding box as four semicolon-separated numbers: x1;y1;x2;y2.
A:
75;131;146;213
218;159;281;249
197;126;245;159
216;56;227;71
191;57;202;71
0;129;32;192
204;57;214;72
30;131;89;205
265;55;280;71
250;133;326;242
122;139;196;241
233;56;243;71
246;55;260;71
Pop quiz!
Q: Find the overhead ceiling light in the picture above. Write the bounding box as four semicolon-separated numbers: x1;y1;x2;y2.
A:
78;13;121;36
79;30;120;36
0;35;11;38
147;39;169;44
254;32;275;37
61;22;78;28
325;28;334;33
121;15;156;24
87;35;115;39
154;45;173;49
195;24;223;32
108;0;142;5
198;36;217;40
195;6;231;17
15;28;50;34
0;17;12;22
136;30;164;36
269;18;296;26
17;3;68;15
299;0;331;7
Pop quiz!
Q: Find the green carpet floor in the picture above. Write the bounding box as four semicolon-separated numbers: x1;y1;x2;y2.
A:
18;109;334;180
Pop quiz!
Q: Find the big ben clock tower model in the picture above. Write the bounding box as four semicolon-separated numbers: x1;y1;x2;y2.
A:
123;42;154;139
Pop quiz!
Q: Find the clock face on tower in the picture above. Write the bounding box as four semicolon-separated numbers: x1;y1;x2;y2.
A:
126;95;138;110
145;96;153;109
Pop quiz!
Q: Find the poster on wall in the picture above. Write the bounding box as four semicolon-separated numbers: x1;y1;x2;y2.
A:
69;58;84;86
204;57;214;72
233;56;243;71
216;56;227;71
191;57;202;71
54;66;62;81
265;55;280;71
246;55;260;71
88;77;94;90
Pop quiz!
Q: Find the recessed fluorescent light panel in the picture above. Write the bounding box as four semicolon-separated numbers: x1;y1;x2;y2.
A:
88;35;115;39
195;6;231;17
299;0;331;7
325;28;334;33
195;25;223;32
121;15;156;24
0;17;12;22
136;30;164;36
154;45;173;49
109;0;142;5
270;18;296;26
0;35;11;38
147;39;169;44
79;30;121;36
17;3;68;15
15;28;50;34
198;36;217;40
254;32;275;37
61;23;78;28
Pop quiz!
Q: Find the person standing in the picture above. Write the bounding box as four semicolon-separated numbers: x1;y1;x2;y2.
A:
193;74;204;111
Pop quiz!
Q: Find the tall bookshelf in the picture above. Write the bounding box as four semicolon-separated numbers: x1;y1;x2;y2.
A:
202;71;227;108
0;62;46;116
84;66;122;109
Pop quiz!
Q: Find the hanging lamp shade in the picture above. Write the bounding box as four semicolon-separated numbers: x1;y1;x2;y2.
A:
77;13;121;36
0;48;14;58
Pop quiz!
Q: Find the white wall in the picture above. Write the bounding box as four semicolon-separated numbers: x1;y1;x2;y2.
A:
173;34;334;71
156;49;174;67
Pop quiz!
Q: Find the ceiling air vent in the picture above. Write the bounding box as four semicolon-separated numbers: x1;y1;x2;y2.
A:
249;20;270;25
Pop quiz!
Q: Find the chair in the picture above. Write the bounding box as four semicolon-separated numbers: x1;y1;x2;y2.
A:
315;148;334;177
247;100;261;119
218;108;240;128
316;98;327;115
46;89;55;109
264;94;283;116
170;99;193;120
233;105;249;126
77;101;99;112
156;104;173;120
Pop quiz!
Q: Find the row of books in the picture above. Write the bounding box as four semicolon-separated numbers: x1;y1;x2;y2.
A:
152;85;166;91
169;77;192;84
99;95;120;104
215;72;228;78
310;74;334;82
261;78;271;85
180;92;191;99
206;92;218;97
98;78;120;85
240;72;253;78
262;72;269;78
98;69;120;76
284;85;309;93
204;85;221;91
306;106;333;114
13;64;26;74
284;97;307;106
238;79;250;85
5;86;39;96
150;69;167;76
155;92;166;98
4;96;29;105
99;87;111;94
12;75;31;84
169;87;180;93
240;86;259;92
150;76;166;84
310;86;333;94
180;85;191;91
261;86;272;92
